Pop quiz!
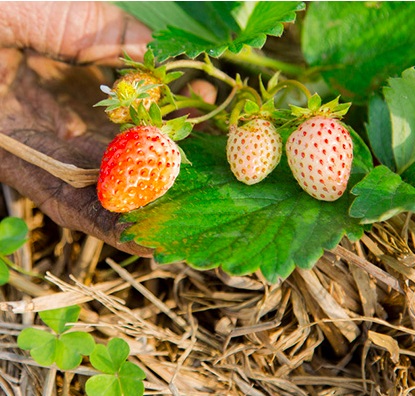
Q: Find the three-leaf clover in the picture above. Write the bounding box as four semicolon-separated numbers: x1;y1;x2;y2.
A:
17;305;95;370
86;338;145;396
0;217;28;285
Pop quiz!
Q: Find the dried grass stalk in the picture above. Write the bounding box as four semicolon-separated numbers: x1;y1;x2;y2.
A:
0;132;98;188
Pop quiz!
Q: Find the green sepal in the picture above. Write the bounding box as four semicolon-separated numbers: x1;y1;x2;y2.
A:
118;68;137;76
121;51;152;72
148;103;163;128
258;75;271;101
307;93;322;112
129;105;141;126
330;102;352;118
143;49;156;70
244;100;260;115
260;99;277;118
289;104;311;118
164;71;184;84
319;96;351;117
290;94;351;120
267;71;281;92
153;65;166;81
159;84;178;110
161;116;193;141
93;98;120;108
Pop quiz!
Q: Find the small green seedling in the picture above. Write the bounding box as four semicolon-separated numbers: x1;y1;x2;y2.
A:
17;305;95;370
0;217;29;285
86;338;146;396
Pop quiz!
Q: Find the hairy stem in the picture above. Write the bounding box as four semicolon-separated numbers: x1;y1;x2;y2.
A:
223;48;305;77
165;59;237;88
269;79;312;100
160;98;216;117
187;86;238;125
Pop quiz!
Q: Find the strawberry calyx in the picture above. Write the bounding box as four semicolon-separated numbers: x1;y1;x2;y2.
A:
95;79;161;112
121;50;183;109
229;95;283;132
94;50;184;125
290;93;351;120
121;50;183;86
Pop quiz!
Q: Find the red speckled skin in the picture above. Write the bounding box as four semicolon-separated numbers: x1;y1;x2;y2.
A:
286;116;353;201
226;119;283;185
97;126;181;212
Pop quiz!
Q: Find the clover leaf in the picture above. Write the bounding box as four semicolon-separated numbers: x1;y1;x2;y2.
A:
17;306;95;370
86;338;145;396
0;217;29;285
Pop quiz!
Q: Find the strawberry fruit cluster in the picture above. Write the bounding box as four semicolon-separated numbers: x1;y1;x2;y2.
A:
225;94;353;201
95;53;354;214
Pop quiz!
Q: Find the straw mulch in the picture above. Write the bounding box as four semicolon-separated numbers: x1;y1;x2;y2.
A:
1;184;415;396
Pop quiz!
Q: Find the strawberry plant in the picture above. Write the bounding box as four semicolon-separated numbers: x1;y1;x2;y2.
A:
89;1;415;283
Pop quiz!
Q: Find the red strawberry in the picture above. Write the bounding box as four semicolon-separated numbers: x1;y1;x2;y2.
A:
97;126;181;213
226;119;282;185
286;116;353;201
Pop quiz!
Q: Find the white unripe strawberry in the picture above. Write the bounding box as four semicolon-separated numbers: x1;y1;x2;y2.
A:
286;116;353;201
226;119;282;185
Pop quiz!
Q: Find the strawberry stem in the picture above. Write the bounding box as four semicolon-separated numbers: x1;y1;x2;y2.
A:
228;99;247;129
268;79;312;100
222;47;306;77
160;98;216;117
164;60;237;88
187;86;238;125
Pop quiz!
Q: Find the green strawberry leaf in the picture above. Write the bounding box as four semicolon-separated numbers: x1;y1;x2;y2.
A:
39;305;81;334
383;67;415;174
350;165;415;224
401;161;415;187
18;328;57;367
162;116;193;141
366;94;395;172
117;2;305;62
122;131;370;283
0;217;28;255
302;2;415;102
0;258;10;285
